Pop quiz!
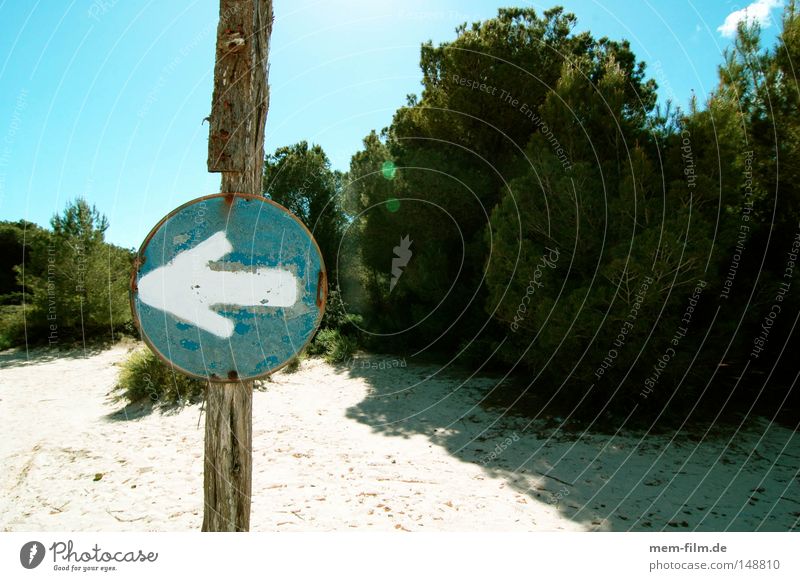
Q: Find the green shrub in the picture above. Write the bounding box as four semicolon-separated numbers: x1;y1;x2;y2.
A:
116;348;205;406
21;200;134;345
309;328;357;363
320;287;360;331
0;305;27;350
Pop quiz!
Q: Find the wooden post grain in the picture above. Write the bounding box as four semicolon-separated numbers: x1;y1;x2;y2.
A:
203;0;273;532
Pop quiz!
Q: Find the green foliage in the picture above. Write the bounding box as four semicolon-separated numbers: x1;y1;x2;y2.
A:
346;6;658;357
320;287;362;334
263;141;346;282
339;4;800;421
263;141;367;365
115;348;205;406
0;221;47;348
308;328;358;363
0;305;27;350
17;199;134;346
481;34;731;413
711;1;800;395
0;220;46;305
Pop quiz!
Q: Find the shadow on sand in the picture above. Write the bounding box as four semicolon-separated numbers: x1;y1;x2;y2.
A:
0;343;110;369
105;396;201;422
342;354;800;531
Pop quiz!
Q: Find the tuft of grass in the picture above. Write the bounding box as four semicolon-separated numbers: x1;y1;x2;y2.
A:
283;351;306;373
115;348;205;406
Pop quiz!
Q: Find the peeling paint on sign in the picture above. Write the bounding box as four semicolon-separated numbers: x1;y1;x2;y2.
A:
131;193;326;381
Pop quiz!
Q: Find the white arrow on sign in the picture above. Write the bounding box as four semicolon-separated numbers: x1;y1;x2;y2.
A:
137;231;298;338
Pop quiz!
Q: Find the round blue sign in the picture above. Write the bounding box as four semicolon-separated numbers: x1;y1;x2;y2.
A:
131;193;327;381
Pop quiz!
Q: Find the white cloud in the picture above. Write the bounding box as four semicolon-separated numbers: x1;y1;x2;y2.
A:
717;0;783;38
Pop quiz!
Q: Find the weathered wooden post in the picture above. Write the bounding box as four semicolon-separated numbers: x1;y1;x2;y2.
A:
132;0;323;534
203;0;273;532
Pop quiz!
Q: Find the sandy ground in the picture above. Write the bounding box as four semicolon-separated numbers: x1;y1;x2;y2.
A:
0;343;797;532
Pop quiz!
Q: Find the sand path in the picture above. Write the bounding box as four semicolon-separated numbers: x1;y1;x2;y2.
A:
0;344;797;531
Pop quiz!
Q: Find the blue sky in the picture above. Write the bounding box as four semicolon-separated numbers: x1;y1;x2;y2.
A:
0;0;785;249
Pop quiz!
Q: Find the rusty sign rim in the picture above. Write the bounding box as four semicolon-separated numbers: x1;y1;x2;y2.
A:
130;192;328;383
